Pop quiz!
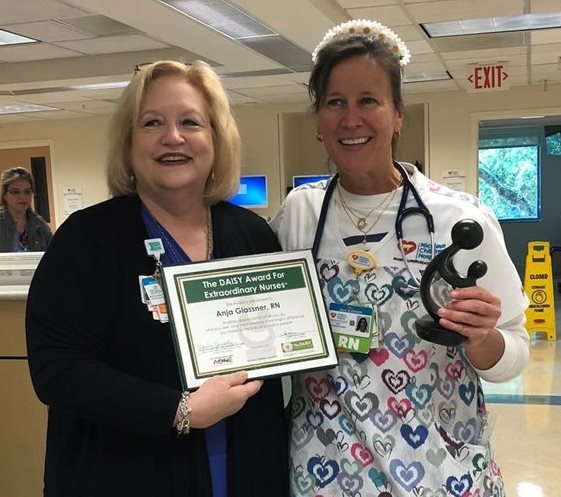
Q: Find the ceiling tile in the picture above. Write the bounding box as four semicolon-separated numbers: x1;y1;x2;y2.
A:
348;5;412;25
0;43;82;62
407;0;524;23
0;113;43;123
227;90;263;105
47;99;117;114
0;0;88;25
532;29;561;45
18;109;87;120
403;79;457;93
407;61;448;73
54;14;140;37
238;84;307;99
15;90;91;104
55;34;168;55
441;46;527;62
336;0;398;6
263;93;309;103
531;66;561;82
431;32;527;53
407;40;435;55
532;42;561;54
531;50;561;65
530;0;561;14
393;25;427;42
408;53;440;63
76;88;127;100
0;20;94;42
444;54;527;70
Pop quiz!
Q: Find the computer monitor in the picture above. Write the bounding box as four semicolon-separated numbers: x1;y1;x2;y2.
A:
292;174;332;188
230;175;268;209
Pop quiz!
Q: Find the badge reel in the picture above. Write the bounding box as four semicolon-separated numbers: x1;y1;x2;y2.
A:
140;238;168;323
327;249;380;353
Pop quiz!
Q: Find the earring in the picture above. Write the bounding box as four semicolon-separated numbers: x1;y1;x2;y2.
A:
394;129;401;138
315;133;324;143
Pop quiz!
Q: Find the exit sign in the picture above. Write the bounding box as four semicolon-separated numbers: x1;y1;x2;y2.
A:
467;64;509;92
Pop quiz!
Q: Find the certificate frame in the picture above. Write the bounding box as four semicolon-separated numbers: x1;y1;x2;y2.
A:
161;250;338;389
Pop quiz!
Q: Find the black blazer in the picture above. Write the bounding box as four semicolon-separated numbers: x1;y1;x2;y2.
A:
26;196;288;497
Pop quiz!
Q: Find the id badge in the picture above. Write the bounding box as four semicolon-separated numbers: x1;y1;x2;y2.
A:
328;303;377;354
139;275;168;323
139;275;165;306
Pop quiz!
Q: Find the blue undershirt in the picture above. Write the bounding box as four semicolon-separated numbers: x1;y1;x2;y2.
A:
141;205;227;497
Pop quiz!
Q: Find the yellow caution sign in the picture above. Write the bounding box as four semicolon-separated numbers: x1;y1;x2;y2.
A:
523;241;556;340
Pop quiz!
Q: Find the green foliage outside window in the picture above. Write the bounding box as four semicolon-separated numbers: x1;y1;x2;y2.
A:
478;144;539;221
546;132;561;156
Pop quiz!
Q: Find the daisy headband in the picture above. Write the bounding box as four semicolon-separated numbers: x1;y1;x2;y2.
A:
312;19;411;67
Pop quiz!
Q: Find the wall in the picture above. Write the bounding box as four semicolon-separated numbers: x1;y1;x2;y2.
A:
394;102;426;171
405;83;561;194
0;115;111;229
1;82;560;227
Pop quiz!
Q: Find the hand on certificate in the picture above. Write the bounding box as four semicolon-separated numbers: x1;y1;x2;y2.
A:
188;371;263;429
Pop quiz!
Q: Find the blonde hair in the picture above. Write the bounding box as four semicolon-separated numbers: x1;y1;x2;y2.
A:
106;60;241;204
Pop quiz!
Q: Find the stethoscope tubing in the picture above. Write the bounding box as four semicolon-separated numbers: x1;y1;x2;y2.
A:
311;162;435;287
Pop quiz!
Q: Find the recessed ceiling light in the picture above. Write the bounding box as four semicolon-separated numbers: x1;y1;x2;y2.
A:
71;81;130;90
157;0;274;39
0;29;37;45
0;103;58;115
404;71;452;83
156;0;310;72
423;12;561;38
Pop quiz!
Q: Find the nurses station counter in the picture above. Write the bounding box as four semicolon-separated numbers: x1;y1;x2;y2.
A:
0;252;47;497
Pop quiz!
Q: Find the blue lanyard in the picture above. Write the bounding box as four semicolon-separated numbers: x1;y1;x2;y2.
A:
141;204;191;265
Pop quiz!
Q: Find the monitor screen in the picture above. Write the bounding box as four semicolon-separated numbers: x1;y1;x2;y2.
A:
229;175;268;208
292;174;332;188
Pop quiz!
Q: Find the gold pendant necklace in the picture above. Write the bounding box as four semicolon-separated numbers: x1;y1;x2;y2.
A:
338;182;401;244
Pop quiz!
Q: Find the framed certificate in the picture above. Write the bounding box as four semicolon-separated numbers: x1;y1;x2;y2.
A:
162;250;338;389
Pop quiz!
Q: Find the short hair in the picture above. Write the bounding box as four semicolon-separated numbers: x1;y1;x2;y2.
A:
308;36;404;115
106;60;241;204
1;167;34;209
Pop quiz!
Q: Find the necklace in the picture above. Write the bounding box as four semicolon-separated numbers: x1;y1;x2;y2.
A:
337;182;397;230
206;207;214;260
338;181;401;244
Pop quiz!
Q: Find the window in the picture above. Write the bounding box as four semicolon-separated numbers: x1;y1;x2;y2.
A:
545;125;561;156
478;130;540;222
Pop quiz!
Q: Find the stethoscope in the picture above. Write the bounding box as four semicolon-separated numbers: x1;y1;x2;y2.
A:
311;161;435;288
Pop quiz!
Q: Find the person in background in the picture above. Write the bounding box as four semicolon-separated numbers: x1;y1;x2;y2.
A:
26;60;288;497
0;166;52;251
271;19;529;497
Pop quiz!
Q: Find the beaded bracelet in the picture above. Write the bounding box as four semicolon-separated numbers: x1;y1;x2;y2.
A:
176;391;192;437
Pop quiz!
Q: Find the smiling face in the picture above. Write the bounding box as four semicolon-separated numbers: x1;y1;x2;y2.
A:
316;55;403;186
131;74;214;204
3;177;33;217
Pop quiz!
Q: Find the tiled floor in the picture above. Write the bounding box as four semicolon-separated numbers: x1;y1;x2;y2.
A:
483;338;560;497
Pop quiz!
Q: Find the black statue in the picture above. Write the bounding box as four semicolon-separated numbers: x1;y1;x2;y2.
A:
415;219;487;346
